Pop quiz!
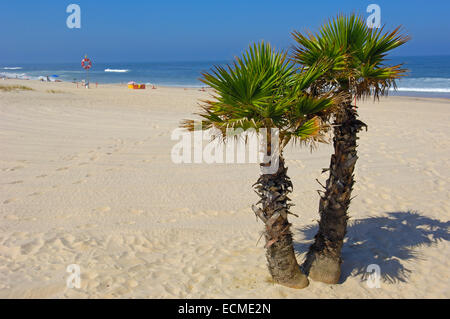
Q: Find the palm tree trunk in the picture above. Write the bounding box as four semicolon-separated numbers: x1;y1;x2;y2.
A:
303;103;366;284
253;156;309;289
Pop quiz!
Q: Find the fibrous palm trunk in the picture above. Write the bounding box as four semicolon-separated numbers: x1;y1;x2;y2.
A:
253;156;309;289
303;103;366;284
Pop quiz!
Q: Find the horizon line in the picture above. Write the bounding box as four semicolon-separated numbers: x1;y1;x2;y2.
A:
2;54;450;65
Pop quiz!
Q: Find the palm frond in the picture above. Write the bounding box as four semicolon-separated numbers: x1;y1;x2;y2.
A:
291;13;409;100
182;41;336;149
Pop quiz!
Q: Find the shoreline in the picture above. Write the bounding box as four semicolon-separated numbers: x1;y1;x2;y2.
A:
2;77;450;100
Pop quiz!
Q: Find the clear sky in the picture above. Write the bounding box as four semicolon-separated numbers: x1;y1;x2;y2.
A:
1;0;449;63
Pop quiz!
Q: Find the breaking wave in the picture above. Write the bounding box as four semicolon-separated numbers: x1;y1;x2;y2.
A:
104;69;129;73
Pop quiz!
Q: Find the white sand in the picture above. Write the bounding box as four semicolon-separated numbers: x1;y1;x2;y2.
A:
0;79;449;298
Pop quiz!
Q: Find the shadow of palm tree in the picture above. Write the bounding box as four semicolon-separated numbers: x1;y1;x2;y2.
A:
294;211;449;283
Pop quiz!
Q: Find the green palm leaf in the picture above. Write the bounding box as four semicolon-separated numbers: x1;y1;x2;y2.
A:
182;41;336;149
292;13;409;99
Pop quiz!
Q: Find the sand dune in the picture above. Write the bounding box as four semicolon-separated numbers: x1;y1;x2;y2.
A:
0;79;449;298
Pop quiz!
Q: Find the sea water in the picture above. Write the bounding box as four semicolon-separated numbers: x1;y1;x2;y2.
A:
2;56;450;98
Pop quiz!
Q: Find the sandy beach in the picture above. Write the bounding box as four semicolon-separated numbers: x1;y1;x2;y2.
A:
0;79;449;298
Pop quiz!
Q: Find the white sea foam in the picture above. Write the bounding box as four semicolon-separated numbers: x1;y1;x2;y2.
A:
0;72;28;79
393;87;450;93
3;67;23;70
104;69;129;73
394;77;450;94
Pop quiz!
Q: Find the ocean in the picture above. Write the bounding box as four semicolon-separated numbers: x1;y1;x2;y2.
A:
2;56;450;98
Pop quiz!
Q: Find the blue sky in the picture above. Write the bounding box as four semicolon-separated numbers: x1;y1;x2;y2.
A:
1;0;449;62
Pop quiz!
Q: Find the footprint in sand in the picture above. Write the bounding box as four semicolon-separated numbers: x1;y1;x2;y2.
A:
8;166;25;171
366;183;376;190
21;239;43;255
8;180;24;184
56;167;69;171
117;221;137;226
380;193;391;200
131;209;144;215
177;208;191;214
160;218;177;223
94;206;111;213
127;280;138;288
90;155;99;161
3;198;18;204
5;214;19;220
63;155;79;161
292;159;305;168
78;162;89;166
73;180;87;184
36;174;47;178
435;180;446;191
29;191;43;196
76;223;99;230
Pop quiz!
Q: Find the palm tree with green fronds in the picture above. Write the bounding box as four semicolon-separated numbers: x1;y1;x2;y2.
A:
291;14;409;284
181;42;336;289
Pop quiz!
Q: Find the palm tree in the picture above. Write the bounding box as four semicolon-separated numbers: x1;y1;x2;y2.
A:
181;42;335;288
291;14;409;284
